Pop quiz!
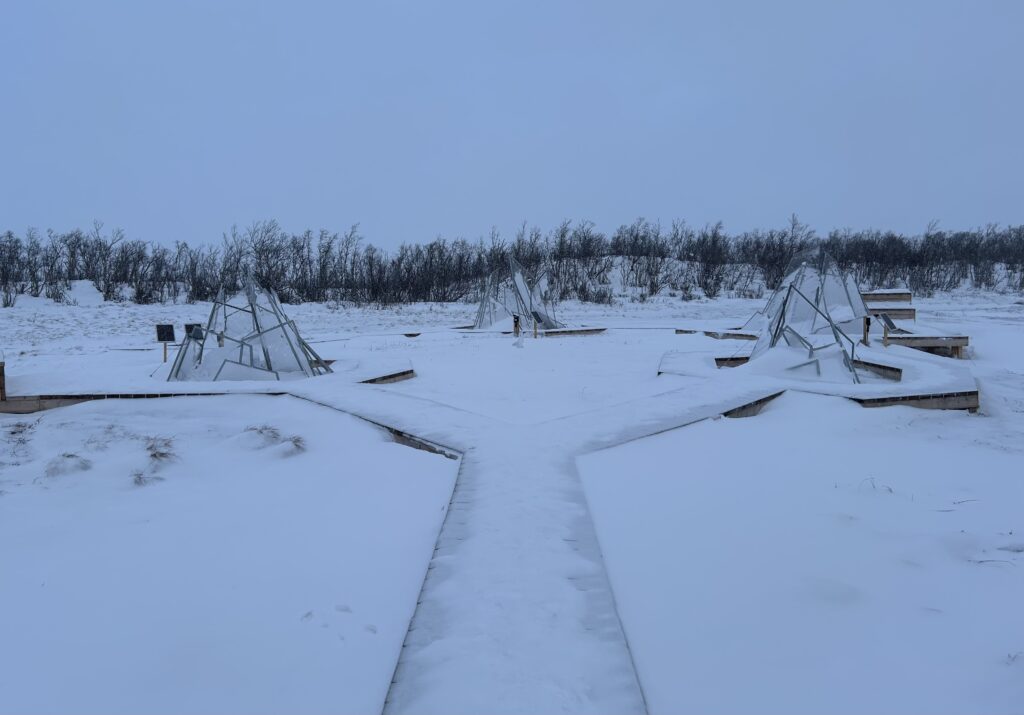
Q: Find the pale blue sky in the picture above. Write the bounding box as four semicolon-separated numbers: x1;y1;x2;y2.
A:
2;1;1021;247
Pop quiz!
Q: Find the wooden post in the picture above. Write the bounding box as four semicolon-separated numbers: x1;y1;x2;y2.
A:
163;343;168;363
533;317;538;339
883;323;889;347
0;361;6;401
862;316;870;346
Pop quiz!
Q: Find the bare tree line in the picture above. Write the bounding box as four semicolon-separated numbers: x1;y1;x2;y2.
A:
1;217;1023;308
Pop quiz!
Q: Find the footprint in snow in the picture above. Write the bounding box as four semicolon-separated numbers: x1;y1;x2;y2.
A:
365;625;377;634
334;604;351;613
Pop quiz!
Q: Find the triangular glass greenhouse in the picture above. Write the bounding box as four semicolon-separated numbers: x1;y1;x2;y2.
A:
746;248;869;381
472;257;564;331
168;282;331;382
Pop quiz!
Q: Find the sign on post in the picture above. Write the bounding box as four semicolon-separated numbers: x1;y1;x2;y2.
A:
156;324;176;363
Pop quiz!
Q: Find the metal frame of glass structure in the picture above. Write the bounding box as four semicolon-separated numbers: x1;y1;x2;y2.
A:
167;282;332;382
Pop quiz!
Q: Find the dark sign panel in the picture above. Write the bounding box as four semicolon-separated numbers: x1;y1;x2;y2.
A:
184;323;203;340
156;324;176;343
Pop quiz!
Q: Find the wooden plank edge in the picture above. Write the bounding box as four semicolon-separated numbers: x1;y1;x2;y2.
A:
704;331;759;341
360;369;416;384
851;359;903;381
715;356;751;368
542;328;607;337
385;428;459;459
0;391;290;415
869;308;916;319
722;391;786;418
849;390;979;411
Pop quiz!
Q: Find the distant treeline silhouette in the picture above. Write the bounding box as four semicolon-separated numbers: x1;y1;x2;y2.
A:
1;216;1022;307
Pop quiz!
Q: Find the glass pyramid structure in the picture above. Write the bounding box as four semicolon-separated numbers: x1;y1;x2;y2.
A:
472;257;564;331
746;248;868;382
168;282;331;382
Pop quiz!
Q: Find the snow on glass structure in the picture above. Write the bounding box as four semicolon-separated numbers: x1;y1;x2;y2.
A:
168;282;331;382
473;273;514;330
745;248;869;382
472;256;564;331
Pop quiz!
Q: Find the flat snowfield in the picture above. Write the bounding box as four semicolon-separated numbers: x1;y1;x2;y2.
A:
579;391;1024;714
0;396;458;715
1;287;1023;714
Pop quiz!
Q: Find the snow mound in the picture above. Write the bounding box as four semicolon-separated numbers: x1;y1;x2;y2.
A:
67;280;104;306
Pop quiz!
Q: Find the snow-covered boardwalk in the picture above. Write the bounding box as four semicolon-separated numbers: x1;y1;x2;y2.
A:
385;439;646;714
289;377;781;714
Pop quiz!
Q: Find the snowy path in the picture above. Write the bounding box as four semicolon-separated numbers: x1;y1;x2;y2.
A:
288;377;781;714
384;437;647;714
281;385;647;713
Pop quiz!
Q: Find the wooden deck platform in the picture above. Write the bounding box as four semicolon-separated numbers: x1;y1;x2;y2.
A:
869;306;916;320
542;327;607;337
851;389;979;411
498;327;607;337
0;364;417;413
708;377;979;412
693;353;973;411
862;289;913;303
712;356;903;381
0;391;250;415
884;334;968;358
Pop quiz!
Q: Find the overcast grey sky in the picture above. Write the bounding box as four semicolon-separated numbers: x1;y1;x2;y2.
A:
2;1;1021;247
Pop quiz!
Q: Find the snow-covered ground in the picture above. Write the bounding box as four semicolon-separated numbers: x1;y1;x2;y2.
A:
1;284;1022;714
0;396;457;715
580;391;1024;714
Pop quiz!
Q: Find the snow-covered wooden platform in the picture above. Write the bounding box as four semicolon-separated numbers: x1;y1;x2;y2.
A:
862;288;913;303
657;343;979;411
884;333;969;358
